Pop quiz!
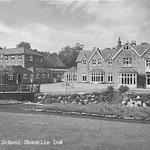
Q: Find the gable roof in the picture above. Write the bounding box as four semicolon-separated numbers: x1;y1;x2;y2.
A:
76;41;150;62
76;50;93;62
112;42;141;60
133;43;150;56
88;49;105;62
100;46;121;60
1;48;43;56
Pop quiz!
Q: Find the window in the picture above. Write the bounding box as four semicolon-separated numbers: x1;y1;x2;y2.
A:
30;74;33;79
23;74;28;79
18;55;22;61
40;58;44;63
0;55;3;61
35;74;40;79
98;59;101;65
90;73;104;82
108;74;113;83
11;56;15;61
29;55;33;61
8;75;13;80
146;59;150;67
119;73;136;85
124;44;131;50
123;58;132;67
82;75;87;82
108;58;112;66
92;59;96;65
82;59;86;65
47;74;50;78
42;74;45;78
66;73;77;82
5;56;8;61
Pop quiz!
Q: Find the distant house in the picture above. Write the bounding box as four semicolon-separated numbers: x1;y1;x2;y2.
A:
75;38;150;88
0;48;67;84
0;65;33;85
0;47;44;69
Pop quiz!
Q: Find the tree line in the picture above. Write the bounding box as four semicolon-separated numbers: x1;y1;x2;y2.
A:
17;41;84;68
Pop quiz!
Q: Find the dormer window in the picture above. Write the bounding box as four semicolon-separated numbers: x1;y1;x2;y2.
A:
29;55;33;61
82;59;86;65
92;59;96;65
108;58;112;66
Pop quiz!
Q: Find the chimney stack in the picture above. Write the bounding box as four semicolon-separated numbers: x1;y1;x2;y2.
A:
131;41;136;46
117;37;122;47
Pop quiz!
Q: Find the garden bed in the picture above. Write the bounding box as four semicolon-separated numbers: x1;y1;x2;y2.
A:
32;86;150;121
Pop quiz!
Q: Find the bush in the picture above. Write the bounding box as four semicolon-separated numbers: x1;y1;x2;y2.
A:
107;85;114;93
118;85;129;93
137;74;146;88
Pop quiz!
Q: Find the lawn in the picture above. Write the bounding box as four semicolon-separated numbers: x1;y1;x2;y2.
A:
0;111;150;150
40;82;112;95
40;82;150;95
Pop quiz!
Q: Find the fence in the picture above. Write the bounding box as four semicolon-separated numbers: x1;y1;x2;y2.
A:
0;84;40;93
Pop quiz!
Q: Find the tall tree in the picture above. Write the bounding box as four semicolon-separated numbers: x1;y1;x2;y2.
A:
58;43;84;68
17;41;31;49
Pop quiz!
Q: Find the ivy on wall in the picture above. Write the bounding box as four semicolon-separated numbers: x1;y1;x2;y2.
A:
137;74;146;88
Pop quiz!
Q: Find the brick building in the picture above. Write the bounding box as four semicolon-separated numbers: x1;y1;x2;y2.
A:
76;38;150;88
0;47;66;84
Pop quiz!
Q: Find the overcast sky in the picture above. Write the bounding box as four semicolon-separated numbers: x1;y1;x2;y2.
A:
0;0;150;52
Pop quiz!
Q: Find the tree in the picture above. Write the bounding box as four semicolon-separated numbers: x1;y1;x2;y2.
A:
17;41;31;49
58;43;84;68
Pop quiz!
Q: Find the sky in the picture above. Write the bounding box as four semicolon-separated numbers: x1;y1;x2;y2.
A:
0;0;150;52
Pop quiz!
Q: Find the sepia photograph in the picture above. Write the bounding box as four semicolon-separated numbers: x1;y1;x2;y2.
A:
0;0;150;149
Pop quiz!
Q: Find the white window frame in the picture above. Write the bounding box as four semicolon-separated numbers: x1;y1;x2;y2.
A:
123;58;132;67
124;44;131;51
108;73;113;83
90;73;104;83
5;56;9;61
108;58;113;67
29;55;33;61
42;73;45;78
40;58;44;63
0;55;4;61
18;55;23;61
35;74;40;79
82;74;87;82
98;59;102;66
82;59;87;65
23;74;28;79
119;73;136;85
145;59;150;67
8;75;13;80
11;56;15;61
92;59;96;65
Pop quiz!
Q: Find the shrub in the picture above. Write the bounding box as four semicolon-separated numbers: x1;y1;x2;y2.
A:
107;85;114;93
137;74;146;88
118;85;129;93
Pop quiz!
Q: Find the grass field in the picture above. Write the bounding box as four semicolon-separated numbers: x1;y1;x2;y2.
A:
0;111;150;150
40;82;150;95
40;82;112;95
